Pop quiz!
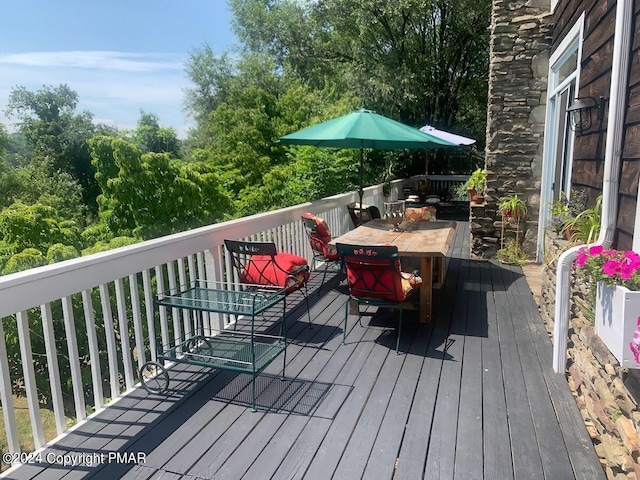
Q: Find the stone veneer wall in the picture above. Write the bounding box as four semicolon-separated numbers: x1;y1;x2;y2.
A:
477;0;552;259
541;234;640;479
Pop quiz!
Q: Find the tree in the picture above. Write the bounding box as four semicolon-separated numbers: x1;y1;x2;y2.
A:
134;111;181;156
0;166;86;225
184;48;236;145
89;136;233;238
230;0;490;143
0;202;80;255
0;124;8;164
4;85;100;212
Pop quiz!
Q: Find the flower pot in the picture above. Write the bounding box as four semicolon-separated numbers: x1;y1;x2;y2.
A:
467;188;477;201
562;227;574;241
472;194;484;203
595;282;640;368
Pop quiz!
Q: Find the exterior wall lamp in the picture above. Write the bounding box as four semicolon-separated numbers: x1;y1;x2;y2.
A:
566;96;605;134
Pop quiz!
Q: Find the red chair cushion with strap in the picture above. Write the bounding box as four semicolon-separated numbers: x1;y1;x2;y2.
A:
241;252;310;292
342;249;421;302
303;212;332;237
304;212;338;259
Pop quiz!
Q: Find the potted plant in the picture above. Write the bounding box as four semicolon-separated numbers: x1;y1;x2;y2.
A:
562;195;602;244
498;193;527;262
458;168;486;202
574;245;640;368
499;193;527;220
496;239;527;265
547;189;588;239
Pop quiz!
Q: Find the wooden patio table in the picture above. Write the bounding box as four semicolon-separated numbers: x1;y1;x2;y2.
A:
329;218;456;323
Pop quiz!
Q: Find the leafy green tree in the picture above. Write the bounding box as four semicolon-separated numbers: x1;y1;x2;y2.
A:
4;131;32;167
0;203;80;254
133;111;181;156
2;248;46;274
4;84;100;212
230;0;489;142
0;124;8;163
89;136;233;238
0;166;86;225
184;48;236;146
46;243;80;264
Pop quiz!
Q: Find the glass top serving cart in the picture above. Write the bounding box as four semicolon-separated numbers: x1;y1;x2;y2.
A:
140;281;288;412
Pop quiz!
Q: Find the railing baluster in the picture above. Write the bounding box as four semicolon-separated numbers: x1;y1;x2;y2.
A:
177;258;192;339
114;278;134;390
40;302;66;434
61;297;86;421
142;269;157;362
196;252;211;335
80;291;103;410
16;310;45;447
129;274;146;371
187;255;199;335
166;261;182;347
99;284;120;400
0;315;20;456
155;266;170;355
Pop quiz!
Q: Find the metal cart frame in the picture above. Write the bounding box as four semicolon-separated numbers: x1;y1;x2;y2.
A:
140;281;288;412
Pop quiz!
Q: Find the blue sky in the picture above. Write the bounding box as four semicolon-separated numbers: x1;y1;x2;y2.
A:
0;1;238;138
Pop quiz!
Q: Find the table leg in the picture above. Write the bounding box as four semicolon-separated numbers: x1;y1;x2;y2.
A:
419;256;433;323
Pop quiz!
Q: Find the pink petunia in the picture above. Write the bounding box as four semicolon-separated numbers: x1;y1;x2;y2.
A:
575;251;588;266
602;260;621;277
619;264;635;279
589;245;604;256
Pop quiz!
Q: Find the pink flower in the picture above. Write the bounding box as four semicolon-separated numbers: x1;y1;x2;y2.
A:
602;260;620;277
589;245;603;255
575;251;588;266
619;264;635;279
630;316;640;363
575;246;640;291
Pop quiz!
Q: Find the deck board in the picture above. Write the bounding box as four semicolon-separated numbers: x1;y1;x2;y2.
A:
4;215;605;480
454;259;484;480
480;260;514;480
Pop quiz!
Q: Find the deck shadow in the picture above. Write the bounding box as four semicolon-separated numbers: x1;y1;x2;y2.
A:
211;371;345;418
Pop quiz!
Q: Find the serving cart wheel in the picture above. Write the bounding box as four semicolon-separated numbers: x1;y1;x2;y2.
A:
184;335;214;361
140;361;169;394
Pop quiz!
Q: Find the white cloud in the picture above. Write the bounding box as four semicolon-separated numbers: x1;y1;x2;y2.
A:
0;50;192;136
0;51;184;72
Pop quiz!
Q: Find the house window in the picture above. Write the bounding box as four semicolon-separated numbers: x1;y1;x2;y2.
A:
537;14;585;261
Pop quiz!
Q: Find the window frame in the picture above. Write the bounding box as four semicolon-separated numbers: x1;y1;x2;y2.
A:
537;13;585;261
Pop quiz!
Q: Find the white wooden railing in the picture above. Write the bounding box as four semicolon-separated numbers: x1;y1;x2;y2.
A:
425;174;470;201
0;179;412;459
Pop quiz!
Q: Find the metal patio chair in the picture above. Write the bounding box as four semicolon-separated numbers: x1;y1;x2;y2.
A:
301;213;341;291
336;243;422;354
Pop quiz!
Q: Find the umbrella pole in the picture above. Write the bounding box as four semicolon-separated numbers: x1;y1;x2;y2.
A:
359;148;364;225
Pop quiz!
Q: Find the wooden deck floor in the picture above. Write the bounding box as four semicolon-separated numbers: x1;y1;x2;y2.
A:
5;217;605;480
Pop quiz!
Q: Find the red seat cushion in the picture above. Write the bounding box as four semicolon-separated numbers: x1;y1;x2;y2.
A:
344;257;420;302
241;252;310;292
304;213;338;260
303;212;332;237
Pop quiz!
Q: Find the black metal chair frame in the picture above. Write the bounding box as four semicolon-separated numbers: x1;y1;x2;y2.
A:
301;215;341;292
336;243;414;354
224;239;312;328
347;204;381;228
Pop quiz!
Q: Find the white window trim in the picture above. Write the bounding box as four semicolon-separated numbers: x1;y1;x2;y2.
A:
537;12;585;262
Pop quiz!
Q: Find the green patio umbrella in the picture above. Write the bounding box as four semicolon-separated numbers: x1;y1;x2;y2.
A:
278;109;457;213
